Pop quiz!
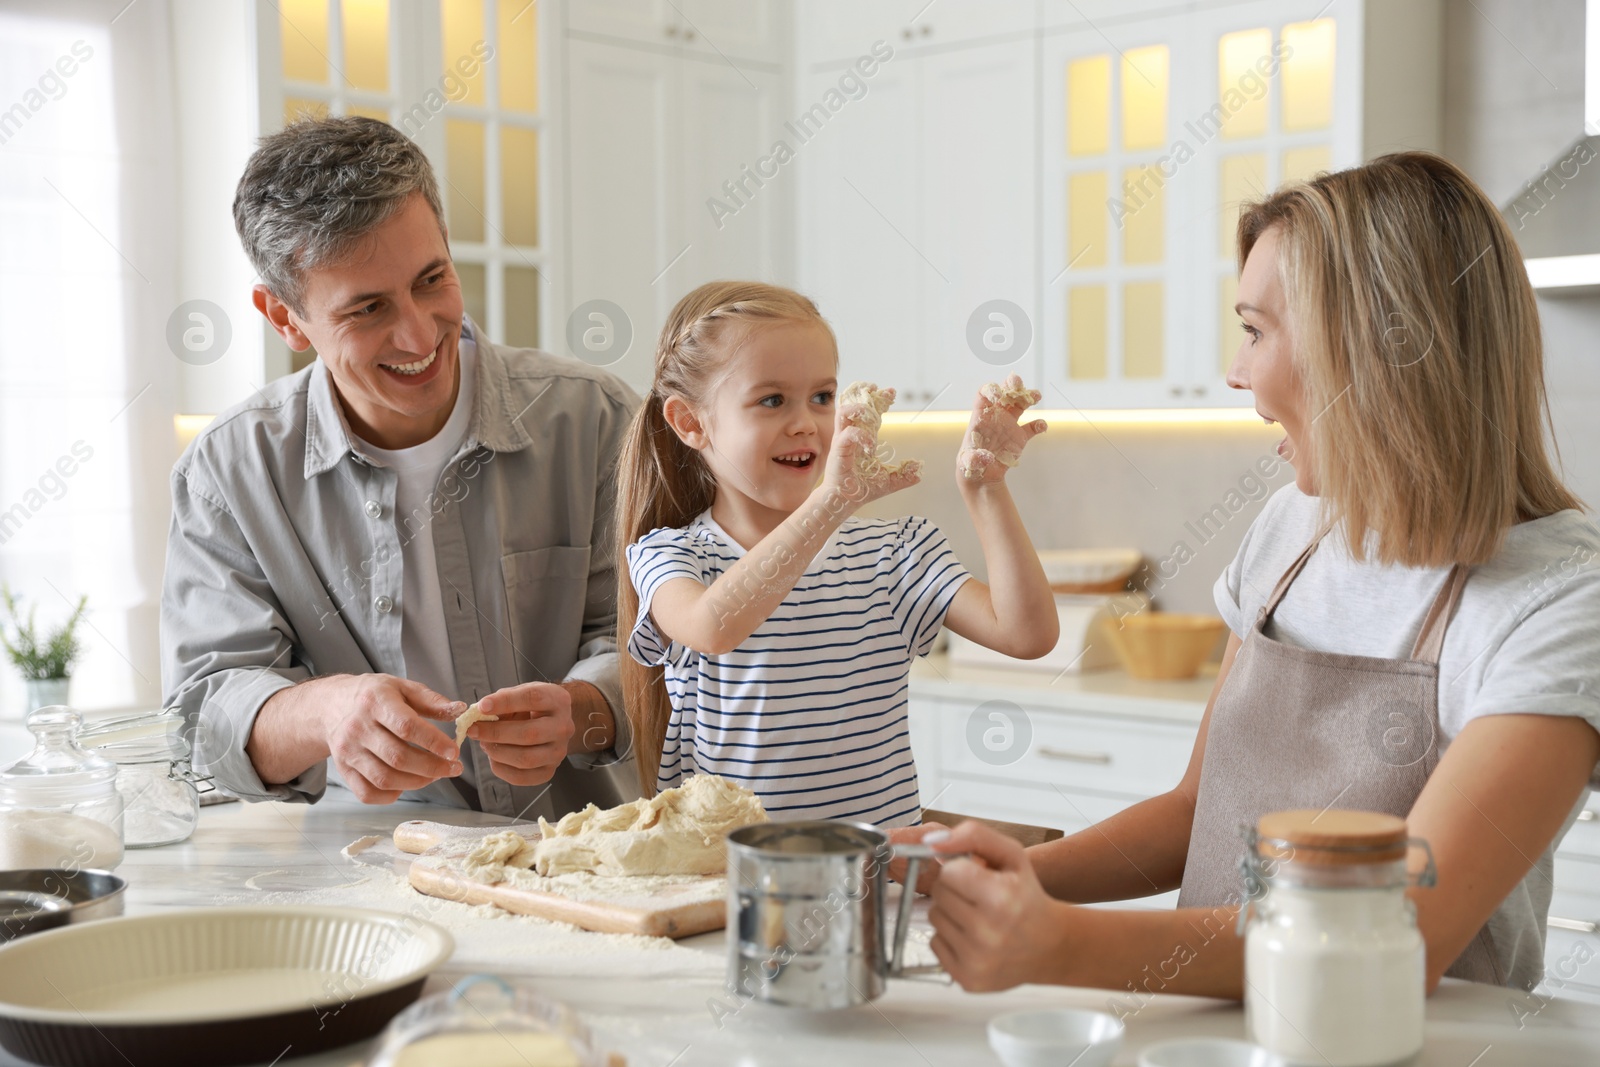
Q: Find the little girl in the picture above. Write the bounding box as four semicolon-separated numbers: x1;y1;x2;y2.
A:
615;281;1059;827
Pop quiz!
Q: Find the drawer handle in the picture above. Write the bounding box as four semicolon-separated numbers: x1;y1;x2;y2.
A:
1037;746;1112;765
1579;809;1596;822
1549;916;1599;934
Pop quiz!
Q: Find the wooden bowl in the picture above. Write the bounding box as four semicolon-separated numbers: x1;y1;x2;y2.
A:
1102;613;1227;680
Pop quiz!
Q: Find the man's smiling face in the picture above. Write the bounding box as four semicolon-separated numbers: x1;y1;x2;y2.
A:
258;192;466;450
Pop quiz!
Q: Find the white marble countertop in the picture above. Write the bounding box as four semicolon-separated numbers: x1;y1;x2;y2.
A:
3;792;1597;1067
910;654;1216;724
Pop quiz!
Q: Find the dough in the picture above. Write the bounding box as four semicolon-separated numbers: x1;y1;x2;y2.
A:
459;775;768;882
454;702;497;745
535;774;768;877
980;375;1042;412
462;828;539;876
838;381;921;481
961;375;1042;479
838;380;895;434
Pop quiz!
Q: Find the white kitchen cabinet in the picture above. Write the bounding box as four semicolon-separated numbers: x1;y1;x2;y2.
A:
1545;804;1600;1004
908;688;1197;911
562;31;791;392
911;675;1600;995
799;0;1034;68
794;56;922;397
796;0;1441;411
563;39;677;389
565;0;787;65
919;41;1040;408
797;36;1039;408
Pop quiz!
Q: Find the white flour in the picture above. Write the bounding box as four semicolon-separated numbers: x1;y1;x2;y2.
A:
1246;886;1425;1065
0;809;124;871
205;836;722;979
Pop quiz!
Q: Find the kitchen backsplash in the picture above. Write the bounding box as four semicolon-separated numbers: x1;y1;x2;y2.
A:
861;420;1291;618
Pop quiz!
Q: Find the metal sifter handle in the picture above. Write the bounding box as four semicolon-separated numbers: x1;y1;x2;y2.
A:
887;843;966;978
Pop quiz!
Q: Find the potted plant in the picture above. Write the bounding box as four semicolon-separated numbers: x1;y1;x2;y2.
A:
0;583;88;713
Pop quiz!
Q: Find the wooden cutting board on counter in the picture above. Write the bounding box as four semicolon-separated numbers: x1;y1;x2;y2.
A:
395;820;727;939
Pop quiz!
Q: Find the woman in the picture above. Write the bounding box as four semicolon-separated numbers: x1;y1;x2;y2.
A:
903;152;1600;997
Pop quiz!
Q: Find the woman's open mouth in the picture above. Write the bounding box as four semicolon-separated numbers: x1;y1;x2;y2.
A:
773;450;816;472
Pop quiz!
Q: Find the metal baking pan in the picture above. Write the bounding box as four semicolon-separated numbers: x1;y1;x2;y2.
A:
0;869;125;942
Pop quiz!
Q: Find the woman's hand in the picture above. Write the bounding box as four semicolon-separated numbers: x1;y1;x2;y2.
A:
926;820;1068;992
958;375;1046;486
886;821;951;895
824;389;921;507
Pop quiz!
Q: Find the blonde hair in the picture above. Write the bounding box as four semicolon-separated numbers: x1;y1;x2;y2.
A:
1237;151;1581;567
616;281;833;792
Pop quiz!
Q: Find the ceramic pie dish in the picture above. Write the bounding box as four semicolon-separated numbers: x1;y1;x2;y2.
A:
0;905;453;1067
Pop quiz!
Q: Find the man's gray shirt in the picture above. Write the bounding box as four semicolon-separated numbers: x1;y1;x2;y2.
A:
160;322;640;819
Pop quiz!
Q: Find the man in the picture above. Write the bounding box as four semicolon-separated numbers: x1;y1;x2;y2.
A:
161;116;638;819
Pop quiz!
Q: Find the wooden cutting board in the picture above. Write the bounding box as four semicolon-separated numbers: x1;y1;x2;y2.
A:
395;820;727;939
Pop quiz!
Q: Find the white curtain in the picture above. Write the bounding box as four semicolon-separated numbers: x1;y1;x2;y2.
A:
0;0;179;715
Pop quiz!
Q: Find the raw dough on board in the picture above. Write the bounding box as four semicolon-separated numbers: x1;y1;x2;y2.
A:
459;775;767;881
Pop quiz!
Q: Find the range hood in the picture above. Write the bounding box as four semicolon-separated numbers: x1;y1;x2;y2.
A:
1507;0;1600;294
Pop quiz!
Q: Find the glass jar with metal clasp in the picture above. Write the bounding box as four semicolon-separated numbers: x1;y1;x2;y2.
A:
77;709;214;848
1237;809;1437;1067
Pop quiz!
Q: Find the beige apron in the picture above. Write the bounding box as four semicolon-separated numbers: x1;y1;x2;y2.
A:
1176;528;1502;984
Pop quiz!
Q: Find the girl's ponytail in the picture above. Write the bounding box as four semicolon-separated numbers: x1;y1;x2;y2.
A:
615;281;832;793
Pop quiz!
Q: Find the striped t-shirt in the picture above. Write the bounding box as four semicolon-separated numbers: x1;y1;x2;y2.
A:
625;511;970;828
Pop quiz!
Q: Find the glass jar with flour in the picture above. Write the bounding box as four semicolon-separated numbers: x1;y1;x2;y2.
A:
78;708;213;847
1239;809;1434;1067
0;706;125;871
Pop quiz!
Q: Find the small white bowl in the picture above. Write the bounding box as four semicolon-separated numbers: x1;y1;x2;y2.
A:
987;1008;1125;1067
1139;1037;1283;1067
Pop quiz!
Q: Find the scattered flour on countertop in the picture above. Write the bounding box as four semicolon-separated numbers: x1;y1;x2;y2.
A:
206;835;716;978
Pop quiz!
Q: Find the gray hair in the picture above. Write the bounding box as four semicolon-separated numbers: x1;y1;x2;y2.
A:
232;116;446;314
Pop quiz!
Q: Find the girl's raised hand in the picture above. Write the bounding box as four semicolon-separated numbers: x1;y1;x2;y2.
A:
824;386;922;507
958;375;1047;485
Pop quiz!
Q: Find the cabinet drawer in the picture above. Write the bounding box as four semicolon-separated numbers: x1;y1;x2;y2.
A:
926;775;1137;831
924;777;1178;911
1556;804;1600;862
1540;923;1600;1003
935;703;1196;799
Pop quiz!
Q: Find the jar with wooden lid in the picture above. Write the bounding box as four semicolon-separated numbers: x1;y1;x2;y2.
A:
1238;809;1435;1066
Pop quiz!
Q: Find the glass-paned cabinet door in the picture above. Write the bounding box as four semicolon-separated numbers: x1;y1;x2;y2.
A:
1042;27;1185;409
1192;1;1351;399
1042;0;1354;409
430;0;547;352
257;0;549;377
261;0;403;372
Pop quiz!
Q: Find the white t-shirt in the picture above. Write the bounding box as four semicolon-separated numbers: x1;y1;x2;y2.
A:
356;333;477;700
1215;484;1600;771
626;512;970;828
1215;484;1600;991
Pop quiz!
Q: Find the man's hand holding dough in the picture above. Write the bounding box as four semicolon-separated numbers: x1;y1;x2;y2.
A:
462;682;577;787
251;673;467;805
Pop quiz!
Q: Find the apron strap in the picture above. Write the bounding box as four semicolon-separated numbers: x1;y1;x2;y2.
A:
1258;519;1335;624
1409;563;1470;664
